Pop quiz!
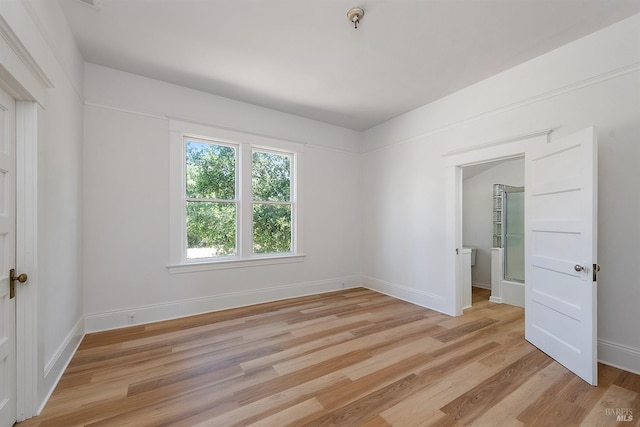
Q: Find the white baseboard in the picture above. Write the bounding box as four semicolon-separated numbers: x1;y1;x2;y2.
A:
39;316;85;414
84;276;362;333
361;276;452;315
472;282;491;290
598;339;640;375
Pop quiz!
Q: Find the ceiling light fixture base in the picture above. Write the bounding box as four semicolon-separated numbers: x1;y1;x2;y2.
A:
347;7;365;29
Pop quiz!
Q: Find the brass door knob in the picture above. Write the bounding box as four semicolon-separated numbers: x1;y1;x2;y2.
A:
10;269;28;283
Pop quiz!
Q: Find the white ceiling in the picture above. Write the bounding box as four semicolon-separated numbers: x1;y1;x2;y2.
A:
59;0;640;131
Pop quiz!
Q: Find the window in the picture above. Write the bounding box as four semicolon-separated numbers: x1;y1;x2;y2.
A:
169;120;304;272
185;139;238;259
252;149;294;254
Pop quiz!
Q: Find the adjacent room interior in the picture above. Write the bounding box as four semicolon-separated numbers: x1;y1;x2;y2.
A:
2;1;640;425
462;157;525;308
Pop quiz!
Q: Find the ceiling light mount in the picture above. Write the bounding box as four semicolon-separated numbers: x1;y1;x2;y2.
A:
347;7;364;29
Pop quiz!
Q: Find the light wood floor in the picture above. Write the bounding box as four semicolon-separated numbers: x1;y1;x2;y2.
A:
18;287;640;426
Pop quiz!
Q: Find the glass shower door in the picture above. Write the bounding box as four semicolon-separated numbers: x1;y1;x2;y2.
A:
504;189;524;282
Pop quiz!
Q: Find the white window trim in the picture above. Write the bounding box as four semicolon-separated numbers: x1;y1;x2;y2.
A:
168;120;304;273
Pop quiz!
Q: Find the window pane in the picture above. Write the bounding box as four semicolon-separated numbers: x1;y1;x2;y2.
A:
252;151;291;202
187;201;236;258
253;204;292;254
186;140;235;200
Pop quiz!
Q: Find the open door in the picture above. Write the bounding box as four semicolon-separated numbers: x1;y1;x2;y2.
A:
525;127;598;385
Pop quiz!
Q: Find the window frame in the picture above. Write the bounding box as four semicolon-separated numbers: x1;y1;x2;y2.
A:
168;120;304;273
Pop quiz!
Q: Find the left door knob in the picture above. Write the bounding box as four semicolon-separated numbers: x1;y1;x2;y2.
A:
10;268;27;283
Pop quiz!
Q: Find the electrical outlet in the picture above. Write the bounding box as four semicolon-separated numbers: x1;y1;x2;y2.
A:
128;313;136;325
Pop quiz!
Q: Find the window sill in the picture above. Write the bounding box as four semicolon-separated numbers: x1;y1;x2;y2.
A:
167;254;306;274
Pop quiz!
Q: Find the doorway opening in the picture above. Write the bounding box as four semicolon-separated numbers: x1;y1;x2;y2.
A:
443;129;551;317
461;157;524;309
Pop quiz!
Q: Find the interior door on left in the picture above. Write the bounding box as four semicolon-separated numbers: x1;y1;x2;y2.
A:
0;87;17;426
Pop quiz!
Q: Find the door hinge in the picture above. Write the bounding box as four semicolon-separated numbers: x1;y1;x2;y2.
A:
593;264;601;282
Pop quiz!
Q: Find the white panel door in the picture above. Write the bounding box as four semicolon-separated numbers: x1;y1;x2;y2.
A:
0;88;16;425
525;127;597;385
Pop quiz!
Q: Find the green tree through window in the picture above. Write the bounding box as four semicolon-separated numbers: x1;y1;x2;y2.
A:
252;151;292;254
186;140;237;258
184;140;295;259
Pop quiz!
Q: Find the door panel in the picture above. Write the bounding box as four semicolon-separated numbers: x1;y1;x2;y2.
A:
0;88;16;426
525;127;597;385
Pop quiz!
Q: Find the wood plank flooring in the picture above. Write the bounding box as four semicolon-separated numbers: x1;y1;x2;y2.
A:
17;287;640;426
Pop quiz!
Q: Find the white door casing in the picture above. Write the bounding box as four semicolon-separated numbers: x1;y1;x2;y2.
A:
0;88;17;425
525;127;598;385
444;129;550;316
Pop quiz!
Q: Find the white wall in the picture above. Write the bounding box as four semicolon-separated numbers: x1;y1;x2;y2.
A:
83;64;362;331
0;0;85;415
362;14;640;373
37;70;84;403
463;158;524;288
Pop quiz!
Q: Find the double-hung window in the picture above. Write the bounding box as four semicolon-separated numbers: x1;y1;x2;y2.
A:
169;120;304;272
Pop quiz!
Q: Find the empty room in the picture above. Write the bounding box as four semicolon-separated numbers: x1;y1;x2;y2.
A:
2;0;640;426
